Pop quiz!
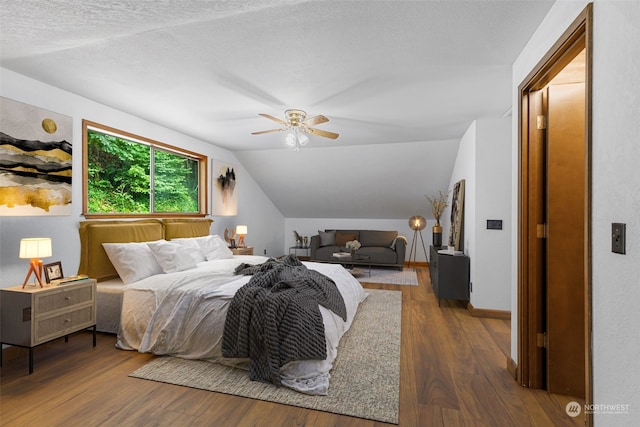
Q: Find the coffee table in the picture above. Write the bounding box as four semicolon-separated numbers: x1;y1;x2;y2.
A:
330;252;371;277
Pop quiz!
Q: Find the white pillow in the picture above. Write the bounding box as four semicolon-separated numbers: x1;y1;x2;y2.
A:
147;240;198;273
190;235;234;260
171;238;207;263
102;241;164;284
211;234;234;259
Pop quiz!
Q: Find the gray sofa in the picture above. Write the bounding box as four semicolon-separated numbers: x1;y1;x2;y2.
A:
310;229;406;270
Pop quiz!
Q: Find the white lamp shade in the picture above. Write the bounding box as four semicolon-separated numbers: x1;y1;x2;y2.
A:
19;237;52;259
235;225;248;235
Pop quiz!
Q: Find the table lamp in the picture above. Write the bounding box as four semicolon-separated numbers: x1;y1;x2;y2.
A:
235;225;247;247
20;237;52;288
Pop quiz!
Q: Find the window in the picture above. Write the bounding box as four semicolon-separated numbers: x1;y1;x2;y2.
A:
82;120;207;218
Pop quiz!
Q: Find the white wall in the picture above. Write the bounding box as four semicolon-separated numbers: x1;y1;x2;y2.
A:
443;117;512;312
284;218;429;263
474;118;512;311
445;122;476;294
0;68;284;288
512;1;640;424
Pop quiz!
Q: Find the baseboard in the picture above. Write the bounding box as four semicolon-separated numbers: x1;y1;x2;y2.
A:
466;302;511;320
506;356;518;381
404;261;428;268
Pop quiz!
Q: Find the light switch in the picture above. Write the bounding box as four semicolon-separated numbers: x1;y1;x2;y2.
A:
487;219;503;230
612;223;626;254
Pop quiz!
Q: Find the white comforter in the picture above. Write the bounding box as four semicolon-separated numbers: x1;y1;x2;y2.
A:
116;256;367;395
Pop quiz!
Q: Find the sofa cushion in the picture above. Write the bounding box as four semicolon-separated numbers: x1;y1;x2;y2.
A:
335;231;358;246
359;230;398;247
314;246;342;260
318;230;336;246
357;247;398;264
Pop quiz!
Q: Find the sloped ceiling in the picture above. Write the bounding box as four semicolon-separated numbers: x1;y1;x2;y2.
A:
0;0;554;219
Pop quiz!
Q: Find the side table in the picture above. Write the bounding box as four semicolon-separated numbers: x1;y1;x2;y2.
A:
0;278;97;374
289;246;311;260
231;246;254;255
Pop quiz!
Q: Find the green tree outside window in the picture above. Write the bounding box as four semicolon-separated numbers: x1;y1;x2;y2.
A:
84;122;206;216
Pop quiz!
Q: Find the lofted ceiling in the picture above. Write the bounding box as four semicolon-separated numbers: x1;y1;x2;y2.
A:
0;0;554;220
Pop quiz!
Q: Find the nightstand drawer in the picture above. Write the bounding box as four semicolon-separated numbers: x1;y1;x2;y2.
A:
34;305;95;345
35;283;94;315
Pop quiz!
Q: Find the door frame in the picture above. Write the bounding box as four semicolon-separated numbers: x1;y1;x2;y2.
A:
517;3;593;423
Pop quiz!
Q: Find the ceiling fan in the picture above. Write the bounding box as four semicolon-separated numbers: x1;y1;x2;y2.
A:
251;109;339;150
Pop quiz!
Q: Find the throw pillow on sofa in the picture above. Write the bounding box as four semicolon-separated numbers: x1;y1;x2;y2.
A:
335;231;357;246
318;230;336;246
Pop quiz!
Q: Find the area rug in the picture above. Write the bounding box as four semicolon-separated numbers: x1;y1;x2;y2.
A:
355;267;418;285
129;289;401;424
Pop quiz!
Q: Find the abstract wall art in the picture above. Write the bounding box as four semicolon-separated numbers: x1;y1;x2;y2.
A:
212;159;238;216
0;97;73;216
448;179;465;251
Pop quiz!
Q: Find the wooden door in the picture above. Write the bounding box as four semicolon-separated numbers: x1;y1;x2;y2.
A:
545;82;586;397
526;88;547;389
517;7;592;421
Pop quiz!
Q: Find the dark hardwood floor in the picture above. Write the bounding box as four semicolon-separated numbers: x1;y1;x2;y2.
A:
1;268;585;426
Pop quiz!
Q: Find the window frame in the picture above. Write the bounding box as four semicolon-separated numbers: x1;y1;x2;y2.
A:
82;119;208;218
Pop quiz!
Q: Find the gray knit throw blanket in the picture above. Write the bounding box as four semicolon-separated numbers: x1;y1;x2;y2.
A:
222;255;347;386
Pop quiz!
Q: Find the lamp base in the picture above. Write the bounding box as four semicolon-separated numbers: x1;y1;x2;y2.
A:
237;235;246;248
23;258;44;288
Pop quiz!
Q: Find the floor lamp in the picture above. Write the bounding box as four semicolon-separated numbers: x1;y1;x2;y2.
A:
408;216;428;269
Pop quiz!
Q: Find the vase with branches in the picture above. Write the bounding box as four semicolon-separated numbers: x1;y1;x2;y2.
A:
425;191;450;247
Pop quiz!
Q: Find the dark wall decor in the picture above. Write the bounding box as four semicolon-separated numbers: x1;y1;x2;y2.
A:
212;159;237;216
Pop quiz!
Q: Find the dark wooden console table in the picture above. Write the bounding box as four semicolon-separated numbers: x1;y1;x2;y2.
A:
429;246;470;306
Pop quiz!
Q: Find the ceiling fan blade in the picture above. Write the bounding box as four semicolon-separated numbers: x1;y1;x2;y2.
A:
304;115;329;126
306;127;339;139
251;128;285;135
259;113;288;126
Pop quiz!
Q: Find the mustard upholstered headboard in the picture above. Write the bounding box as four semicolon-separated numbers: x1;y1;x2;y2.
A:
162;218;213;240
78;218;213;281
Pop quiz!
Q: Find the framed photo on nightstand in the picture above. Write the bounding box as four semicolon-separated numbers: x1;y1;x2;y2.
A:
43;261;64;283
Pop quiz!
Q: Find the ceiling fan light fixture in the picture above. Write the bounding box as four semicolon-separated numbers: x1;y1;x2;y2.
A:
285;127;309;151
252;108;338;149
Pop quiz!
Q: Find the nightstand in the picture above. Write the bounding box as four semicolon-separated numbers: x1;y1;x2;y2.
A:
231;246;254;255
0;278;97;374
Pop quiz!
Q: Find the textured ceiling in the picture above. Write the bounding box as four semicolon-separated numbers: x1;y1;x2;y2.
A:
0;0;554;219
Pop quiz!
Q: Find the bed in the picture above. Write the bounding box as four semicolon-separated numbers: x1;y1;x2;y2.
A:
77;219;367;395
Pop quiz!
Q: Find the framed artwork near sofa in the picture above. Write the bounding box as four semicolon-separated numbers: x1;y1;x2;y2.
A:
448;179;465;251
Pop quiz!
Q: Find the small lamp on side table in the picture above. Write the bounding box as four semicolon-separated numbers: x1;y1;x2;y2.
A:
236;225;247;247
19;237;52;288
